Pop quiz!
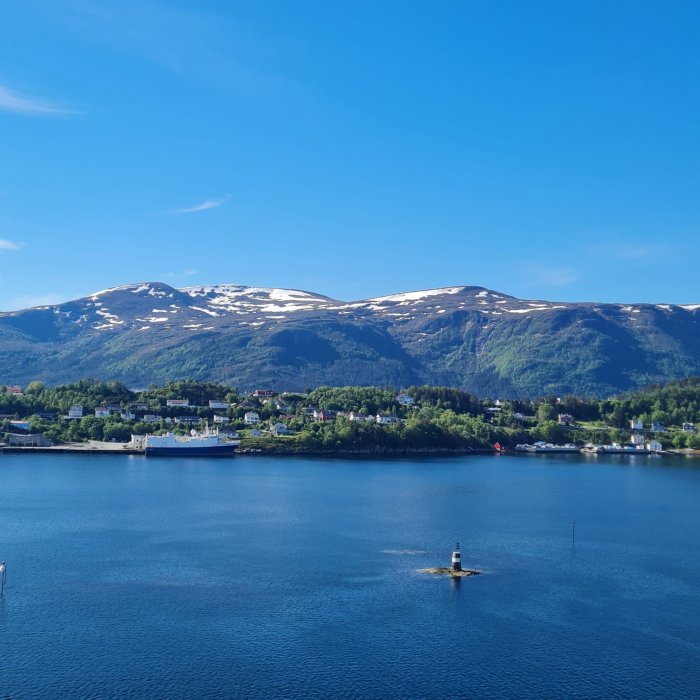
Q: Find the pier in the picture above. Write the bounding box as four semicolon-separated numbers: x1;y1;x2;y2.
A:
1;442;143;455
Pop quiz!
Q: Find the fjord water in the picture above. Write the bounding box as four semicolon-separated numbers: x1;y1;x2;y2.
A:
1;454;699;698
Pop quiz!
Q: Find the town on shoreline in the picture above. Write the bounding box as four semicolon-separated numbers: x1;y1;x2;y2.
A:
1;378;698;457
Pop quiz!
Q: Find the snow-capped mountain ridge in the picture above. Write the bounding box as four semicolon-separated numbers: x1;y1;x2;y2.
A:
1;281;698;397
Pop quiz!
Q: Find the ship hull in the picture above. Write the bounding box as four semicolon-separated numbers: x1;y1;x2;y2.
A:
145;444;238;457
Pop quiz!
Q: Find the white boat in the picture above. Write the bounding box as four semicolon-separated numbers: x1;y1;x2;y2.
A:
582;443;648;455
515;441;580;453
144;426;240;457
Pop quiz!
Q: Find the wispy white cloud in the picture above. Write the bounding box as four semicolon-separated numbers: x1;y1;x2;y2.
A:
609;244;669;261
525;263;581;287
166;268;199;279
0;84;71;115
171;194;231;214
52;1;296;95
0;239;22;251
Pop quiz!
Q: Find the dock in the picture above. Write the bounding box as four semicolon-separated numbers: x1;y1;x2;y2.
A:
1;441;143;455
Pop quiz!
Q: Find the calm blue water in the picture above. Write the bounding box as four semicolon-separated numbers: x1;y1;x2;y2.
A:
1;452;699;699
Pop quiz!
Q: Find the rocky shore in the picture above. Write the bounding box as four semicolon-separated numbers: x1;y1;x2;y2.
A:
418;567;481;578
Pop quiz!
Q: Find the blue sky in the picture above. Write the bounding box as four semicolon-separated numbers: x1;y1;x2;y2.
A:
1;0;699;310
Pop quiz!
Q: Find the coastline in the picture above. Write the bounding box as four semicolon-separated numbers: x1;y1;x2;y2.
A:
2;443;698;458
0;443;493;457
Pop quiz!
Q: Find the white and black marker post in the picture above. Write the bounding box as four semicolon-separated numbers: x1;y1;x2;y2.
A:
0;561;6;593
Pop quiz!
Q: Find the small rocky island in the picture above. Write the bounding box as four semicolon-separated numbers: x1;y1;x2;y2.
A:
419;543;482;577
419;566;481;577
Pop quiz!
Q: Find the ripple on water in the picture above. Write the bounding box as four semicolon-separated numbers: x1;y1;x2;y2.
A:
0;453;698;698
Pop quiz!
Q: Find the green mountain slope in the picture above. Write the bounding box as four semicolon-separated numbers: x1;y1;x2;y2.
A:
0;283;697;397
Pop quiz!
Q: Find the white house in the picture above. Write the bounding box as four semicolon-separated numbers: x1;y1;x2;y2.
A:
376;414;400;425
209;400;229;409
213;414;230;424
630;419;643;431
271;422;292;436
396;393;414;406
95;406;110;418
630;434;645;446
682;422;696;433
244;411;260;425
647;439;663;452
166;399;189;407
67;405;83;419
349;412;374;422
142;414;160;423
120;411;135;421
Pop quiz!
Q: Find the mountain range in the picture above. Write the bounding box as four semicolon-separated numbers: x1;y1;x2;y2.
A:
1;282;698;397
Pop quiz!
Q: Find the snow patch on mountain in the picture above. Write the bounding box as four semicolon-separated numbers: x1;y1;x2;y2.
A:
190;306;221;317
369;287;465;303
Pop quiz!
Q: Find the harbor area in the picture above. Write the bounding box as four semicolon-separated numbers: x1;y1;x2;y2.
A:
1;440;142;454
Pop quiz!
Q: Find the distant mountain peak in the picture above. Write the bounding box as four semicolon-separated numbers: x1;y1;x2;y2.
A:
179;284;339;314
87;282;177;299
1;280;697;396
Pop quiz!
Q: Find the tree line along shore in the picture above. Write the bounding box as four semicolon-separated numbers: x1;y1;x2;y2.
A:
1;378;698;454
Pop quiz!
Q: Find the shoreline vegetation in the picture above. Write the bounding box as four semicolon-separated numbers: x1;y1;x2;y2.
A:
1;378;699;457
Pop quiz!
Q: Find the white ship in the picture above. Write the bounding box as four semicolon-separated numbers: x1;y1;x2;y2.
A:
581;443;649;455
139;427;240;457
515;441;580;453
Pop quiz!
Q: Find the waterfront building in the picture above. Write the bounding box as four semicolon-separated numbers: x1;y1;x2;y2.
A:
7;433;52;447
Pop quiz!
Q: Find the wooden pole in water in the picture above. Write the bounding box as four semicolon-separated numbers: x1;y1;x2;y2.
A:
0;561;5;593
